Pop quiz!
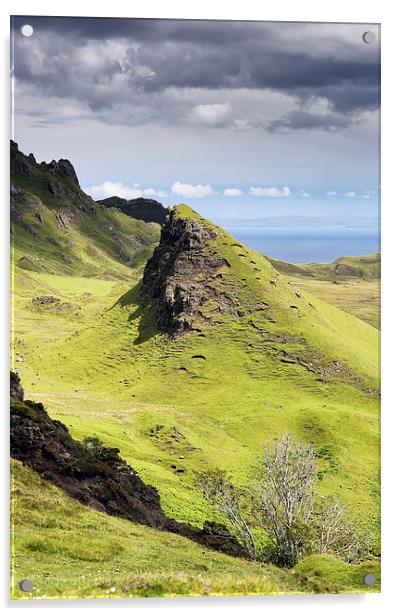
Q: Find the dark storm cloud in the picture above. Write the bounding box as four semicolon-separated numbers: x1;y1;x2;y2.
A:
268;109;351;133
11;16;380;131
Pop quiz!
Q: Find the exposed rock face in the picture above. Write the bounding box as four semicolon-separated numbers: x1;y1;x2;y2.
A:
11;141;78;186
55;209;75;230
99;196;168;226
32;296;59;306
10;372;245;558
10;371;24;401
141;208;228;335
11;141;36;177
47;180;66;195
334;263;362;277
47;159;80;186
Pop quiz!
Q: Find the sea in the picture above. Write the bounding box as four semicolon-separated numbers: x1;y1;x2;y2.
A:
223;227;380;264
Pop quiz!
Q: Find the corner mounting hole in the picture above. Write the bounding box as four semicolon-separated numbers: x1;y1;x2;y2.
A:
19;579;33;592
362;31;375;45
20;24;34;38
363;573;376;586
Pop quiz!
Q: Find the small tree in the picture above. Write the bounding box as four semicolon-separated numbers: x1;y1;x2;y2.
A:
197;434;371;568
196;469;257;560
250;434;317;567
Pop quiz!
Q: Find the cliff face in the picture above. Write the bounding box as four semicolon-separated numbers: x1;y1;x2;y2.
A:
141;207;229;335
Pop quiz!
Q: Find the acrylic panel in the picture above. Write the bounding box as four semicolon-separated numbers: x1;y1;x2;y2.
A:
10;16;380;599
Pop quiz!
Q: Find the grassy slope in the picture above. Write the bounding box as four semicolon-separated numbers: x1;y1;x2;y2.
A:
11;204;380;597
11;147;160;279
11;460;380;599
287;277;380;329
269;254;380;329
268;253;380;280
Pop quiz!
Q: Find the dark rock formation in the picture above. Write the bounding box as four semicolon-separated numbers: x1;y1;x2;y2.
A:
99;196;168;226
10;371;24;401
141;208;229;335
10;372;245;558
11;141;77;186
48;180;66;195
11;141;36;177
46;159;80;186
32;296;59;306
334;263;363;277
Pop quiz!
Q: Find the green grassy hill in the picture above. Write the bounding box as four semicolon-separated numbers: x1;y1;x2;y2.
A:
268;253;380;280
268;254;380;329
11;163;380;598
11;141;160;279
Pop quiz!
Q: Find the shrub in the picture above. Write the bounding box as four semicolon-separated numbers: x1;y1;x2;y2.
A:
82;435;105;456
197;434;372;568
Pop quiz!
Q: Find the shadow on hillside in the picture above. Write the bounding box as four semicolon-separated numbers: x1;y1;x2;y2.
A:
113;282;158;345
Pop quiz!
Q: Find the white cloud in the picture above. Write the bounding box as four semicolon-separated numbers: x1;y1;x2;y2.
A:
344;191;356;198
142;188;168;198
171;181;214;199
189;103;232;126
300;189;310;198
84;180;167;200
249;186;291;198
223;188;243;197
326;191;337;197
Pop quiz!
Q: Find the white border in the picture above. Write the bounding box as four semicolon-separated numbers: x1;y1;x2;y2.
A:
1;1;396;614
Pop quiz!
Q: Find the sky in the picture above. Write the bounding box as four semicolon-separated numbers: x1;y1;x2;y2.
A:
11;16;380;230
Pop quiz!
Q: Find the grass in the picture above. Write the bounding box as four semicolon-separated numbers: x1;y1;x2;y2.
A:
286;277;380;329
268;253;380;280
268;253;380;328
10;460;380;599
10;202;380;598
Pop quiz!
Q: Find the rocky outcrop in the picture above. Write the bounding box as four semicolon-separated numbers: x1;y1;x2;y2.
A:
99;196;168;225
55;208;75;230
47;180;66;195
334;263;363;277
31;296;59;306
46;159;80;186
10;371;24;401
11;141;37;177
141;208;229;335
10;372;245;558
11;140;79;188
